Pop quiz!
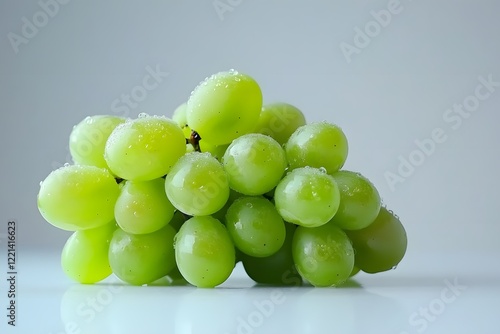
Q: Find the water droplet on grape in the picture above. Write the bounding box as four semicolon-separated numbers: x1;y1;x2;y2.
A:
319;167;327;173
63;163;70;167
39;181;43;186
138;112;149;118
391;265;397;270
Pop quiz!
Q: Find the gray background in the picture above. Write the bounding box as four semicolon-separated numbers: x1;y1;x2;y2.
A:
1;0;499;265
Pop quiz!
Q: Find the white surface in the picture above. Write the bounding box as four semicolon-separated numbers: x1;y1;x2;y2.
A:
1;1;500;333
1;249;498;334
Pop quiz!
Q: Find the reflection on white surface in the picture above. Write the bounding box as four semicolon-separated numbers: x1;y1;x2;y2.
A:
3;250;500;334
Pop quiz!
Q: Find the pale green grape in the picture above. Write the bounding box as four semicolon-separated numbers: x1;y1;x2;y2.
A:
61;222;117;284
329;170;381;230
104;115;186;181
212;189;243;223
255;103;306;145
274;167;340;227
38;165;120;231
222;134;287;195
165;152;230;216
199;141;229;161
172;102;188;128
285;121;348;174
175;216;235;288
69;115;126;170
109;225;176;285
349;266;360;277
186;70;262;145
345;207;407;273
292;222;354;287
114;178;175;234
225;196;286;257
172;102;192;139
241;223;302;285
169;210;188;231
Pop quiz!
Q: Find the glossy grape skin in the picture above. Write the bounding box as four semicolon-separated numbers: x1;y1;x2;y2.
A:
349;266;361;277
186;70;262;145
329;170;381;230
172;102;188;128
255;103;306;145
61;222;117;284
37;165;120;231
199;141;229;161
104;116;186;181
274;167;340;228
292;223;354;287
165;152;230;216
174;216;235;288
222;134;287;195
285;121;348;174
225;196;286;257
69;115;126;170
345;207;407;274
114;178;175;234
241;223;302;286
108;225;176;285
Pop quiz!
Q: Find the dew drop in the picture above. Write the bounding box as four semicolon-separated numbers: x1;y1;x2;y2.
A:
319;167;327;173
39;181;43;186
63;163;70;167
391;265;397;270
138;112;149;118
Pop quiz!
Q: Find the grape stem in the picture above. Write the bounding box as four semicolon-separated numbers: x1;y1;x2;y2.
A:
188;130;202;152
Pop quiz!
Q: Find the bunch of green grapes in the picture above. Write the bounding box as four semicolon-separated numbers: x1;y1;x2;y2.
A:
38;69;407;288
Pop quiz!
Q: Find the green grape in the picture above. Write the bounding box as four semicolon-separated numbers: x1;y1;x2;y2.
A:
114;178;175;234
165;152;230;216
109;225;176;285
172;102;192;138
222;134;287;195
285;121;348;174
255;103;306;145
172;102;188;128
212;189;243;223
69;115;126;170
274;167;340;228
104;115;186;181
169;210;188;231
329;170;381;230
292;222;354;287
61;222;117;284
349;266;361;277
175;216;235;288
186;70;262;145
225;196;286;257
241;223;302;285
199;141;229;161
345;207;407;274
38;165;120;231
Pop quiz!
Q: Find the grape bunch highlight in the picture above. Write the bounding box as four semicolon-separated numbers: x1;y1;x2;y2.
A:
37;69;407;288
